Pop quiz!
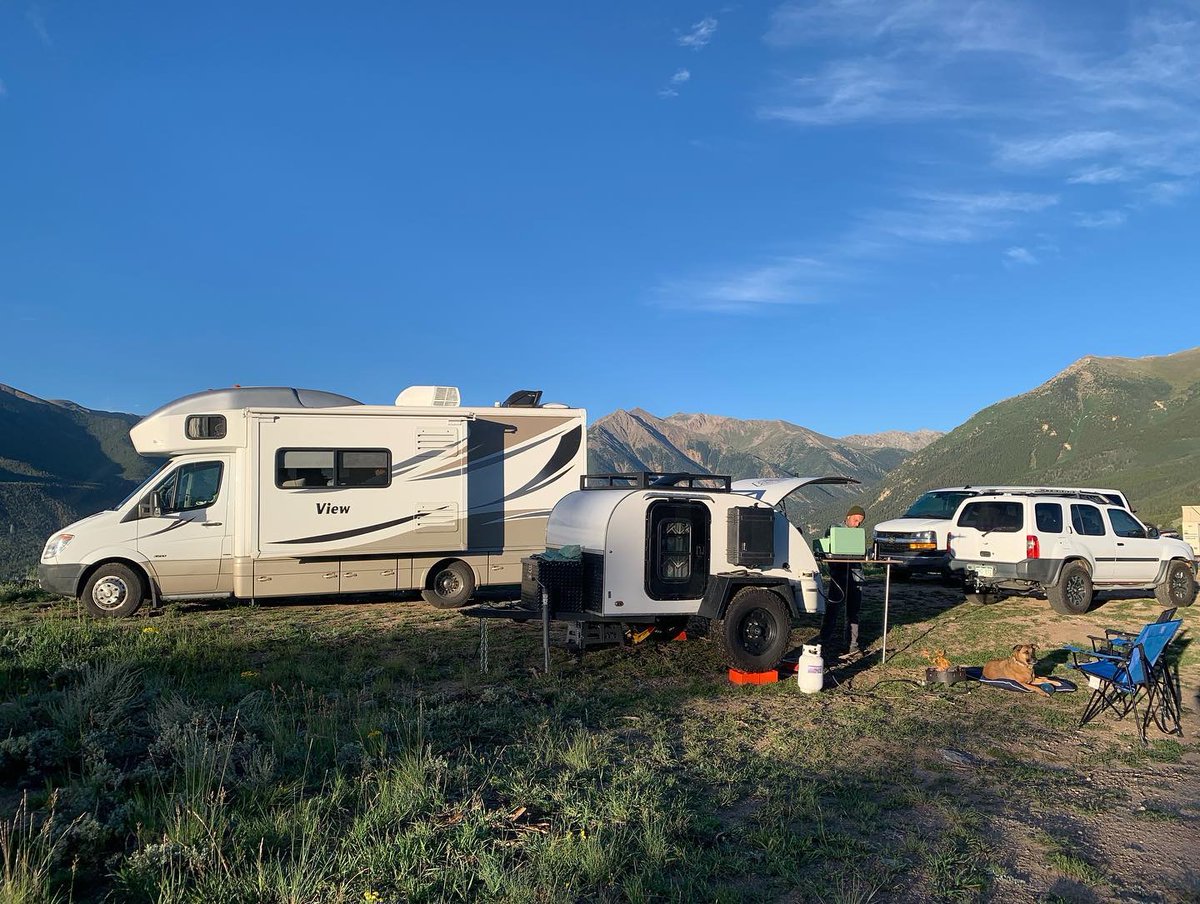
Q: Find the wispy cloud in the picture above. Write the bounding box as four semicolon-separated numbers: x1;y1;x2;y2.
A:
761;1;1200;207
656;189;1058;311
1074;210;1127;229
1004;247;1038;266
1068;166;1133;186
678;17;718;50
656;256;829;313
26;4;52;47
658;68;692;99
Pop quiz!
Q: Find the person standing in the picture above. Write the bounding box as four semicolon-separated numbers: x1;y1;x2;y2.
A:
818;505;867;659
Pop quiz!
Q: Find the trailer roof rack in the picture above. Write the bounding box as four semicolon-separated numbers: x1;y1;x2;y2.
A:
581;472;733;491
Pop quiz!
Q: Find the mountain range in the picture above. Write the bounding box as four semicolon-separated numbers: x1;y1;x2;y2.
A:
2;346;1197;577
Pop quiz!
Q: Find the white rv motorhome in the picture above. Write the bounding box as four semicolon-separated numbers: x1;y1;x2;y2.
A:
509;473;857;672
38;386;586;617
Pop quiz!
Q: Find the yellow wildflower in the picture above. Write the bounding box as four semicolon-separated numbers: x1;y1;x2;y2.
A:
364;891;382;904
141;626;160;634
367;729;383;740
240;670;258;678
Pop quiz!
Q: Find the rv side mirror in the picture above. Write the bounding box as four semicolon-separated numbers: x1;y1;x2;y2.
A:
138;492;165;519
1147;526;1160;539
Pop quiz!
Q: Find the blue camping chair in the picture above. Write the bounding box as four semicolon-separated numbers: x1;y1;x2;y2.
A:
1068;618;1183;744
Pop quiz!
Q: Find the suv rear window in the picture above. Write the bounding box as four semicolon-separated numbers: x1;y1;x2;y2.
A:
956;501;1023;533
903;491;976;519
1070;504;1107;537
1035;503;1063;533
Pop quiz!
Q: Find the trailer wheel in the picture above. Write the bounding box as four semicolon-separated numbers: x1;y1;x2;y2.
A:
421;561;475;609
81;563;146;618
716;587;791;672
1155;559;1197;608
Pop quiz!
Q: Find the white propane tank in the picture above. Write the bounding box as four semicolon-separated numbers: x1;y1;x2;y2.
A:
797;644;824;694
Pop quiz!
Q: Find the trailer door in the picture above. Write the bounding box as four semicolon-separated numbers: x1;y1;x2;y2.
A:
645;501;710;601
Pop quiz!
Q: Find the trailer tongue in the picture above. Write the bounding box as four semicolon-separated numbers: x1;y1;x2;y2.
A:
463;471;859;672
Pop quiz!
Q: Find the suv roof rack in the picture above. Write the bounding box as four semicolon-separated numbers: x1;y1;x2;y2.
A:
581;472;733;491
973;489;1112;504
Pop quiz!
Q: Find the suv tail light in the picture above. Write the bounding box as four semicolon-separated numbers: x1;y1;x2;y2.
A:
945;532;952;551
1026;535;1040;559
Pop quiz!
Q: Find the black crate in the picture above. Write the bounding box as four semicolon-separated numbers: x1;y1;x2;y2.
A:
520;555;585;613
728;506;775;567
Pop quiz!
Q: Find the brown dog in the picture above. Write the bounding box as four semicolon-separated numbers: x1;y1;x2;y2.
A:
982;644;1063;696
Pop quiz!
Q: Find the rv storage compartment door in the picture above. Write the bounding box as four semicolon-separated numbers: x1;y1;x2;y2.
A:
340;557;399;593
728;507;775;567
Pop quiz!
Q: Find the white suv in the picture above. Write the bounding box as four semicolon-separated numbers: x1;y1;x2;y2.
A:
874;486;1132;581
947;492;1197;614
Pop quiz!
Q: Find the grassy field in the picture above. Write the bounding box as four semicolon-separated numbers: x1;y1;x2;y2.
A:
0;578;1197;903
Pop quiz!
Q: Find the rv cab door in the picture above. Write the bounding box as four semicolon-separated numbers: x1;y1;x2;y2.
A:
136;457;232;595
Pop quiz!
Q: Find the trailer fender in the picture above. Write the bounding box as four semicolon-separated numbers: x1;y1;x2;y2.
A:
697;574;800;621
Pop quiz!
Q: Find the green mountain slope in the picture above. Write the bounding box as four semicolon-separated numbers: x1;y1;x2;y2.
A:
823;347;1200;532
0;385;159;578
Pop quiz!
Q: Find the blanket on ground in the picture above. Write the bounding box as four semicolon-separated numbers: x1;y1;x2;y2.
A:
960;666;1077;694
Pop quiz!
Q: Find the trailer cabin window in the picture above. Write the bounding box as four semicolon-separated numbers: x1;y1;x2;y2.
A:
276;449;391;488
186;415;227;440
659;520;693;581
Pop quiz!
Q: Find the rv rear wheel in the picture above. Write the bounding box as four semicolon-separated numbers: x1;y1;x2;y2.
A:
717;587;791;673
81;563;146;618
421;561;475;609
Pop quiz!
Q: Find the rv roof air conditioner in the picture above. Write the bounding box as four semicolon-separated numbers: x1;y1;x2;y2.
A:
394;385;461;407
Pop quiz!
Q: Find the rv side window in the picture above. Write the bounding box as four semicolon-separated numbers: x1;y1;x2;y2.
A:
337;450;391;487
276;449;391;488
277;450;335;488
186;415;227;440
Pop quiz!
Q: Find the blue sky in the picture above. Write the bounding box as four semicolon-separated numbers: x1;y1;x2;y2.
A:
1;1;1197;436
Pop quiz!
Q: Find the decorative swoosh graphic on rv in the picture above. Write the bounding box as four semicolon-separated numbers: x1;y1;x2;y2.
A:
500;426;582;502
275;511;434;545
141;518;194;538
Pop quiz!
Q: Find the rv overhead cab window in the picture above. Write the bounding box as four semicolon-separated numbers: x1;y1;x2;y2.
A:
276;449;391;489
186;415;227;440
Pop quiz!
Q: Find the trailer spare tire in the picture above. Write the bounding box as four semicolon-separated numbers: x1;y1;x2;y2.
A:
716;587;791;672
421;560;475;609
81;562;146;618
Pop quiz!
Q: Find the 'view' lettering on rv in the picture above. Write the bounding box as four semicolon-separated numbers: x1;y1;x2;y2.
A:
38;386;586;618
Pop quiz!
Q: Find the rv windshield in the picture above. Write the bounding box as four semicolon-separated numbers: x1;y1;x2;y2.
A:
116;461;172;511
903;491;975;520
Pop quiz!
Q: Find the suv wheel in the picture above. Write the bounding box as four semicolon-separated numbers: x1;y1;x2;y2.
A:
1047;561;1093;615
1155;559;1197;608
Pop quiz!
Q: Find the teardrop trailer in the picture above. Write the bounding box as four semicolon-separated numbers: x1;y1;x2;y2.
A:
465;472;859;672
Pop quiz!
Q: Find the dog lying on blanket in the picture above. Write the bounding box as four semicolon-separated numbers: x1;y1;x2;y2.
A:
982;644;1064;697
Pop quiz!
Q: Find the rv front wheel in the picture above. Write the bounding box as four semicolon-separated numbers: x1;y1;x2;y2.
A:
717;587;791;673
421;561;475;609
81;563;146;618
